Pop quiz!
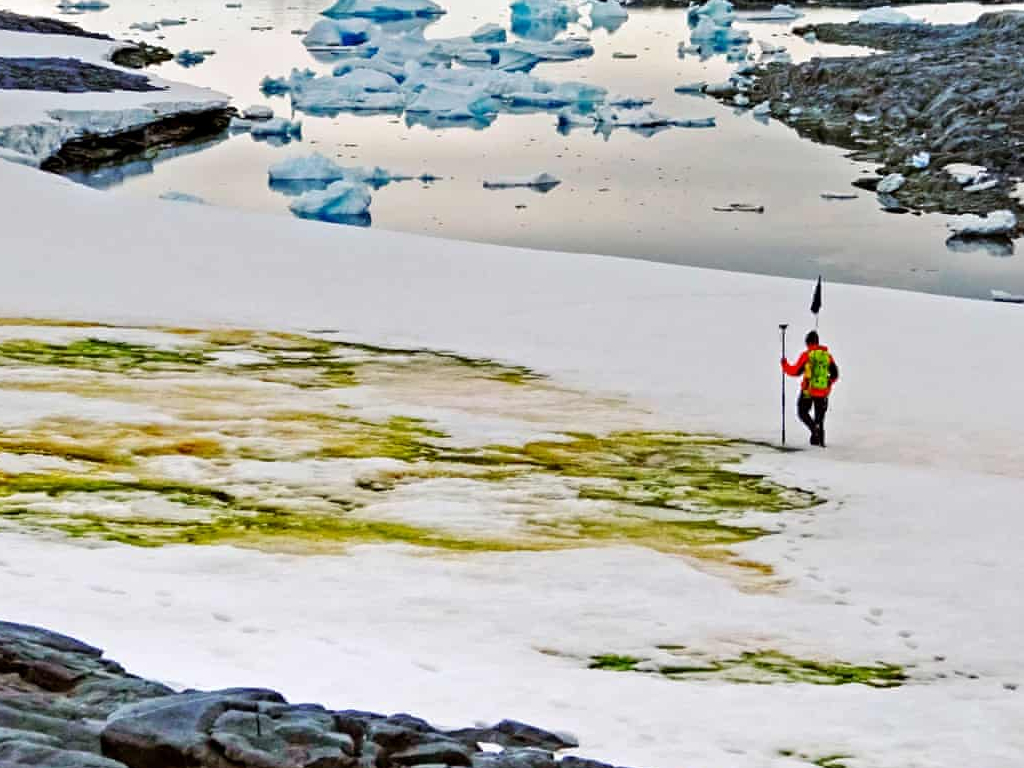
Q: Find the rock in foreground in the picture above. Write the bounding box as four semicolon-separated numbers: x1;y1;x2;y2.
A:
0;621;632;768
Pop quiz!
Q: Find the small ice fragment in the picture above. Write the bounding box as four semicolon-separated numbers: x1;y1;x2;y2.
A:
242;105;274;120
130;21;160;32
612;52;638;59
734;94;750;106
876;173;905;194
752;101;771;116
910;151;930;169
947;210;1017;237
944;163;987;185
471;23;507;43
821;191;858;200
745;4;802;21
964;179;999;193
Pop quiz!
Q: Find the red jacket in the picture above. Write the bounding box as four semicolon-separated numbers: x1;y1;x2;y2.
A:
782;344;839;398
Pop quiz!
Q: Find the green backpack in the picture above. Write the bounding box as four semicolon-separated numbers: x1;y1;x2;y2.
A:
807;349;832;391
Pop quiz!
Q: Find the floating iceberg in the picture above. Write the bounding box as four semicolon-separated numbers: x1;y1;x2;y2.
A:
405;84;499;120
289;180;372;220
291;71;405;112
674;81;707;94
302;18;371;48
690;17;751;46
269;153;347;182
947;210;1017;238
856;7;920;25
483;172;561;190
175;50;213;67
744;4;802;21
323;0;445;20
588;0;628;23
689;0;735;25
130;21;160;32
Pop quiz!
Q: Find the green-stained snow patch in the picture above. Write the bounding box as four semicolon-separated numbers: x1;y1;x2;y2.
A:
588;648;906;688
0;319;820;575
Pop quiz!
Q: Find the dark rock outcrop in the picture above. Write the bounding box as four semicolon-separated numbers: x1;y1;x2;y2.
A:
0;622;635;768
0;57;163;93
720;11;1024;223
0;10;111;39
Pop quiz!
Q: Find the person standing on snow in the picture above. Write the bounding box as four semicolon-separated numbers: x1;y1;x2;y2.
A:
781;331;839;446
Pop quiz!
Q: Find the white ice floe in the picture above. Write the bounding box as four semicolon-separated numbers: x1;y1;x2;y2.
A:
947;210;1017;237
322;0;445;19
690;16;751;46
291;71;405;112
482;172;561;190
856;6;920;25
876;173;905;194
675;81;707;94
288;180;372;219
129;21;161;32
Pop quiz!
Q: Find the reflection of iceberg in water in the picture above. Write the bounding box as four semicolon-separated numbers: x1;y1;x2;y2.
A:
404;112;495;131
63;135;227;190
945;235;1015;257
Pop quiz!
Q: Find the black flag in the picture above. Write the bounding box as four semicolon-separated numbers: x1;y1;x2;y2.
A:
810;276;823;316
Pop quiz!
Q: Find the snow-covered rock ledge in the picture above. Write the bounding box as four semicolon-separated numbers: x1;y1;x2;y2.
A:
0;620;627;768
0;12;230;169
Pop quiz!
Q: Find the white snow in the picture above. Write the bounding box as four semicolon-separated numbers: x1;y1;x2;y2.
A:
944;163;988;185
946;209;1017;237
1;39;1024;767
288;179;372;218
909;151;930;169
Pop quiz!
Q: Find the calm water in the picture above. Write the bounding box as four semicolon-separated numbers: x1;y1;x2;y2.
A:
10;0;1024;299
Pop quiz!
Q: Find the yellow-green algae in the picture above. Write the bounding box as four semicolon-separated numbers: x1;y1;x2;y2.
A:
589;649;906;688
0;320;821;570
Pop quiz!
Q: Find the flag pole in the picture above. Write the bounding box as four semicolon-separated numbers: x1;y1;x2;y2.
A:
779;323;788;446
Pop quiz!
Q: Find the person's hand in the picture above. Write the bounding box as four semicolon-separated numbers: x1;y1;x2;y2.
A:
780;357;787;366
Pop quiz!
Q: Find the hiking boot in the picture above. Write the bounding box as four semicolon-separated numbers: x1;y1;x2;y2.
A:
818;428;826;448
809;431;820;446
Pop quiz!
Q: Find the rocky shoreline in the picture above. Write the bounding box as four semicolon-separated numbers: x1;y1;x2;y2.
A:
712;11;1024;232
0;10;226;171
0;621;631;768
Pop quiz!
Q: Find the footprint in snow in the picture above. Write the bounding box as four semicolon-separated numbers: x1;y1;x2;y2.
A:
212;612;233;623
90;585;127;595
898;629;914;638
870;607;884;617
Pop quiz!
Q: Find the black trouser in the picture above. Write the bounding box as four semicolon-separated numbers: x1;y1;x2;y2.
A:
797;395;828;440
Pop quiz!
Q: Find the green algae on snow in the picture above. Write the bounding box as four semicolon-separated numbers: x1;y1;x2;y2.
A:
0;320;821;566
589;649;907;688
